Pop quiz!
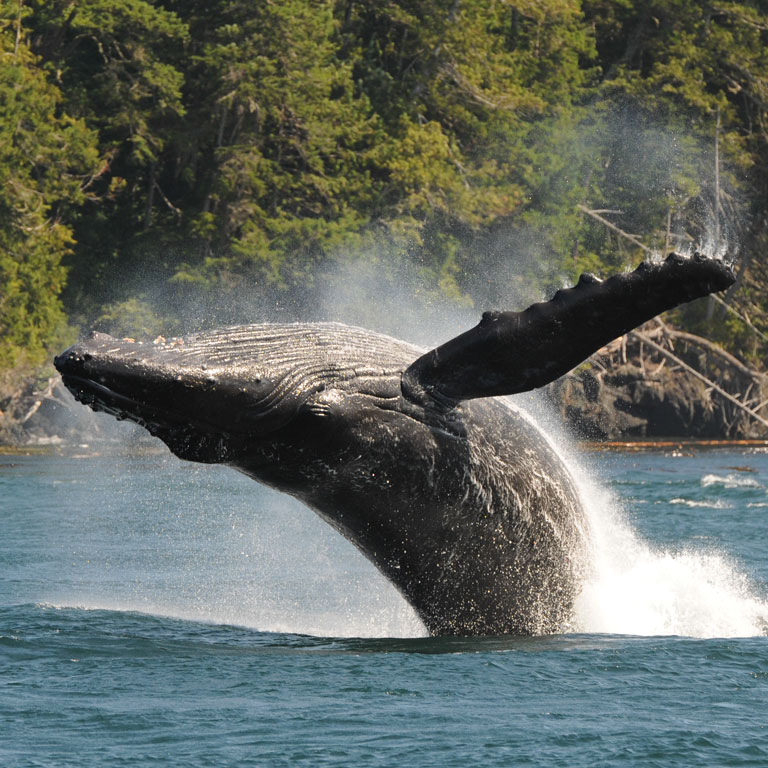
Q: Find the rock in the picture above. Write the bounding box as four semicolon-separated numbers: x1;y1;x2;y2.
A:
0;373;149;448
547;343;768;441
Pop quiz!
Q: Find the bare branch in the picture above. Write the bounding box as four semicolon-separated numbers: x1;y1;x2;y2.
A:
577;204;655;256
631;331;768;430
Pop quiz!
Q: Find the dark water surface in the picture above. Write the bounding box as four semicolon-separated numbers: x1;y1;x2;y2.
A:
3;446;768;766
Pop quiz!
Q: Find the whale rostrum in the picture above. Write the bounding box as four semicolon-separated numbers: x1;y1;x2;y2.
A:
55;253;735;636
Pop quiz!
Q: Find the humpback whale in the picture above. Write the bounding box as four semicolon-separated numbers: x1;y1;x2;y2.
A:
55;253;734;635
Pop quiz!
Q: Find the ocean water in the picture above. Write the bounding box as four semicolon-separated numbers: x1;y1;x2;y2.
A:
3;437;768;766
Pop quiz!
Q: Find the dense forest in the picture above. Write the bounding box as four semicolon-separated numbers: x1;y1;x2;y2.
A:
2;0;768;383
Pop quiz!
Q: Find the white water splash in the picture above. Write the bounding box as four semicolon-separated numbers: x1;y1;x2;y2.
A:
569;466;768;638
54;399;768;641
47;596;424;639
515;398;768;639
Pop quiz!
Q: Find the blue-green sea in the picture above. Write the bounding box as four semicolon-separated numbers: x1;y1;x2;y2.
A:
3;433;768;766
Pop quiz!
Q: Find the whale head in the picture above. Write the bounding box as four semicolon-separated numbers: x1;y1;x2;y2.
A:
54;323;417;466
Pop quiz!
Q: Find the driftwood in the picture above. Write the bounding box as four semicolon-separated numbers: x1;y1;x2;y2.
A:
572;202;768;437
660;328;756;379
629;330;768;431
575;320;768;438
19;376;73;424
577;204;654;256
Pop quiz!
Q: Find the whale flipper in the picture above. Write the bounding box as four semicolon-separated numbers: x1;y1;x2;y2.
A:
402;253;735;406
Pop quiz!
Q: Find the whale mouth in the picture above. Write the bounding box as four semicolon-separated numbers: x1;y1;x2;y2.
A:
61;373;189;432
60;371;219;437
60;372;242;462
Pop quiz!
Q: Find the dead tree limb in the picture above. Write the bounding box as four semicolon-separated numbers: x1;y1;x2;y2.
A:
578;203;767;347
663;328;759;379
577;205;655;256
710;294;768;343
630;331;768;431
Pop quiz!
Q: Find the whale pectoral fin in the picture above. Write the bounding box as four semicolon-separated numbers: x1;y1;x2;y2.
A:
402;253;735;406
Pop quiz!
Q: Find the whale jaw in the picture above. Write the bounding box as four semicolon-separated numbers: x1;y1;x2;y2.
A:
54;332;279;463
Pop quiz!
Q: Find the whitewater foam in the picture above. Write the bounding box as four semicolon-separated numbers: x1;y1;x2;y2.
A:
702;473;761;489
569;466;768;638
513;399;768;639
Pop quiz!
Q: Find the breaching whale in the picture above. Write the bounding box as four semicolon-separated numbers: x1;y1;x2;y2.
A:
55;253;734;635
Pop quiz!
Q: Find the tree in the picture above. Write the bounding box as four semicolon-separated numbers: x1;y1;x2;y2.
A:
24;0;188;320
580;0;768;356
7;0;768;368
0;1;98;369
345;0;596;298
168;0;383;306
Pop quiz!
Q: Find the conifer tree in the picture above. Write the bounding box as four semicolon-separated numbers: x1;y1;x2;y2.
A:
0;1;98;368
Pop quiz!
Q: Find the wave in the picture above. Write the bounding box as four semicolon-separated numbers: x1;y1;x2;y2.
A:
668;498;733;509
701;473;762;489
31;595;424;641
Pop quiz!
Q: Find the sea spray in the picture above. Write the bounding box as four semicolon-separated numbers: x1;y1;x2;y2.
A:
50;248;755;640
567;460;767;638
516;394;768;639
61;388;768;640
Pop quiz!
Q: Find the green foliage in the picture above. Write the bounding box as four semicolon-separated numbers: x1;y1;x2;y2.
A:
182;0;380;288
24;0;189;316
93;297;166;338
577;0;768;355
3;0;768;378
344;0;596;292
0;2;98;368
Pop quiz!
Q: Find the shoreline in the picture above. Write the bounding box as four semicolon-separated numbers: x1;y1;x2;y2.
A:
5;438;768;458
581;438;768;452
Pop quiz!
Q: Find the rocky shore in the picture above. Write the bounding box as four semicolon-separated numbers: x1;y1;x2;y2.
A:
546;324;768;440
0;373;132;448
3;324;766;447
